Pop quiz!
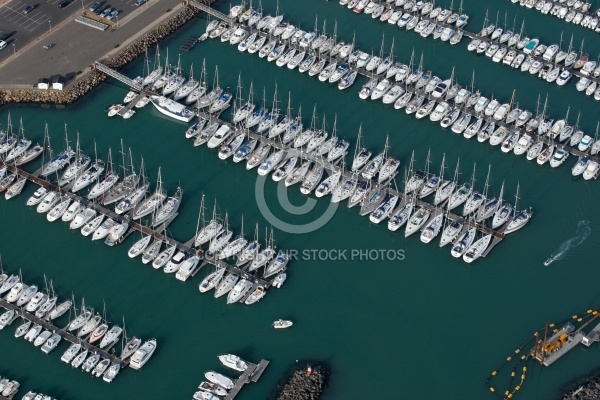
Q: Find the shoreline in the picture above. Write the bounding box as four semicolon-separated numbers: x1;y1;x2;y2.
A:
0;1;210;108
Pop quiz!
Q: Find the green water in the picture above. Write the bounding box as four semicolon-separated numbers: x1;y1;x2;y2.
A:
1;0;600;398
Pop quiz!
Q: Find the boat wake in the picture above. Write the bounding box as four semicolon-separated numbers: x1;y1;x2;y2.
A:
545;220;591;265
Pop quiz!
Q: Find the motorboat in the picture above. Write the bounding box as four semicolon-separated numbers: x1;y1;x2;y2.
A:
24;324;42;342
41;334;61;354
92;358;111;377
572;156;590;176
46;197;71;222
16;284;38;307
62;201;83;222
71;348;89;368
62;344;81;364
0;274;18;297
92;218;117;241
205;372;234;390
514;135;533;155
500;132;520;153
103;363;121;383
226;279;254;304
36;191;60;214
83;353;101;373
149;96;195;122
129;339;157;370
549;148;569;167
69;207;97;229
583;161;600;180
15;320;32;338
26;186;49;206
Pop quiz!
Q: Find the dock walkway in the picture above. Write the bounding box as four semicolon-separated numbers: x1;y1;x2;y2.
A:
0;161;278;288
193;4;599;167
224;359;269;400
0;298;128;368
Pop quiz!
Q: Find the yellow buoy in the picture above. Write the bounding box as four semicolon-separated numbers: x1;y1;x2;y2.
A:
515;385;521;390
594;311;598;315
507;356;512;361
505;390;510;396
515;349;520;354
508;393;514;398
549;323;555;327
521;374;526;380
573;315;578;319
523;366;527;372
578;318;583;322
587;309;592;313
511;371;515;377
489;387;495;393
492;371;497;376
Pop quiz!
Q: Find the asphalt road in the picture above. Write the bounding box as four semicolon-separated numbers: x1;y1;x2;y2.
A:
0;0;185;86
0;0;156;62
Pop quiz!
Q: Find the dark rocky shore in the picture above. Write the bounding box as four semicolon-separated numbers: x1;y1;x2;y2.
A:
0;3;202;107
560;373;600;400
275;365;329;400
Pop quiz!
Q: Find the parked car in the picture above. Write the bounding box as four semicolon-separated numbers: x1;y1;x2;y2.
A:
100;7;112;17
58;0;71;7
106;9;119;20
95;5;108;14
0;40;7;51
135;0;146;6
89;1;101;11
23;5;34;14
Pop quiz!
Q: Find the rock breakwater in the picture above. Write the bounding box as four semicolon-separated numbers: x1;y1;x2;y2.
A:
275;365;329;400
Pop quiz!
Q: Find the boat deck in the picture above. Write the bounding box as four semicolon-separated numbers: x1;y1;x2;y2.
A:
0;298;128;368
533;325;584;367
223;359;269;400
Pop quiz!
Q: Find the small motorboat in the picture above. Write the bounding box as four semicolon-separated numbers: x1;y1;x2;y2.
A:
273;319;293;329
543;258;554;267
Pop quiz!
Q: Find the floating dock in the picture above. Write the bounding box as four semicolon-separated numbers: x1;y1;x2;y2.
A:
190;3;599;168
224;359;270;400
0;298;128;368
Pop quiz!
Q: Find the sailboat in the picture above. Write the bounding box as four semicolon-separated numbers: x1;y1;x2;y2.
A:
232;78;255;124
503;183;532;234
142;45;163;87
462;164;489;216
132;167;166;220
476;180;503;223
114;157;148;214
197;66;223;109
103;146;140;205
269;92;294;139
71;142;105;193
351;124;372;172
58;132;90;187
174;63;200;101
257;84;280;133
152;186;182;227
447;163;475;211
88;148;119;200
420;154;445;199
185;58;208;104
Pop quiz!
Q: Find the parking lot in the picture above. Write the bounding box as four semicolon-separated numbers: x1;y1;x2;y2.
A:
0;0;151;61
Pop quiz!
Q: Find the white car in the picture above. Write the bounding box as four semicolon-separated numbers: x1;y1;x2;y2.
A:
0;40;7;51
106;10;119;20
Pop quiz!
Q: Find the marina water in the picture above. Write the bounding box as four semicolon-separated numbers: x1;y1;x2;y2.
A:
1;0;600;398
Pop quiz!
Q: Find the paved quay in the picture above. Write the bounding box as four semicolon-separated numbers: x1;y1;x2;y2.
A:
0;0;193;87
